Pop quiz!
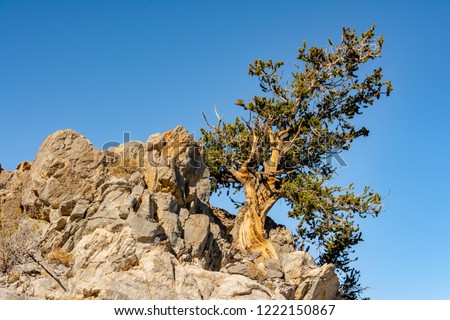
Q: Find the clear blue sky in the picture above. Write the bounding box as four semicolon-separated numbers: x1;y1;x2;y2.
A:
1;0;449;299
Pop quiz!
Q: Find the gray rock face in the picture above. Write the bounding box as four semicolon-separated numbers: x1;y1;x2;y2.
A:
184;214;210;256
0;126;339;300
264;259;284;279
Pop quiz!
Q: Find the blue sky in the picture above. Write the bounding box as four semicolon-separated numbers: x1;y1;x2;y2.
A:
1;0;449;299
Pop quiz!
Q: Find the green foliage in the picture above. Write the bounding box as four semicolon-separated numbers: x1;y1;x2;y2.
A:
201;25;391;299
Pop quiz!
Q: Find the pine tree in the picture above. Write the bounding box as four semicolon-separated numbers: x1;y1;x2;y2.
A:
201;25;392;298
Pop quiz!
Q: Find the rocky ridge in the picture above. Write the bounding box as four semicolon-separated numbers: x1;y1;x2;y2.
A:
0;126;339;300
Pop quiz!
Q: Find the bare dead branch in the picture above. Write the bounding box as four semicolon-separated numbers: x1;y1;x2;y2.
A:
27;252;67;292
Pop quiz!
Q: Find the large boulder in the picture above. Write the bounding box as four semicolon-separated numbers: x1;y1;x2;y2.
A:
21;129;104;221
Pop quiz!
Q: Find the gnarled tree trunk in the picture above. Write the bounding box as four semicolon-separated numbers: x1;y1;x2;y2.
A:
232;179;279;260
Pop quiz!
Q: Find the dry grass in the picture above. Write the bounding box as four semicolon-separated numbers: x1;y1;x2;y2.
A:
108;166;132;179
46;249;74;267
0;207;37;273
7;268;21;283
108;157;141;179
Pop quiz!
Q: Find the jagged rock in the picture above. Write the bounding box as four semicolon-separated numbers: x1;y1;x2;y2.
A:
16;161;32;172
153;192;178;212
127;211;165;243
0;126;339;300
222;260;269;282
53;217;66;231
282;251;339;299
208;274;283;300
21;263;41;276
264;258;284;279
21;129;104;221
265;216;295;259
295;264;339;300
146;132;165;152
60;199;76;216
0;165;30;217
136;190;156;219
264;278;297;299
224;261;253;277
70;201;89;222
184;214;210;256
0;288;33;300
283;251;316;280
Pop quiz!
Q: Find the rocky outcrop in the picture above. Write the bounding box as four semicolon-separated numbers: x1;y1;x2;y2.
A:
0;126;339;300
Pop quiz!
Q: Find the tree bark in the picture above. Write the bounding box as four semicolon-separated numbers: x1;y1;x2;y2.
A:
232;181;279;260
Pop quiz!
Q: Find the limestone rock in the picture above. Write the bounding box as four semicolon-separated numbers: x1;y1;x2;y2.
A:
184;214;210;256
264;258;284;279
16;161;32;172
209;274;284;300
127;211;165;243
283;251;317;281
0;126;339;301
0;166;30;218
282;251;339;300
296;264;339;300
21;129;104;221
265;216;295;259
0;288;33;300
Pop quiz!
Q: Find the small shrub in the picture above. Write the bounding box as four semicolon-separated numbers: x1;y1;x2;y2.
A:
0;207;37;273
108;157;140;179
46;249;74;267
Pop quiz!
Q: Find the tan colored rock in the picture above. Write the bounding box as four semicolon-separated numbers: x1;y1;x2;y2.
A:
282;251;339;300
0;168;30;217
296;263;339;300
21;129;104;221
184;214;210;255
0;288;33;300
283;251;316;280
265;216;295;259
264;258;284;279
209;274;283;300
53;217;66;231
126;210;165;243
162;125;192;159
16;161;32;172
0;127;339;301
